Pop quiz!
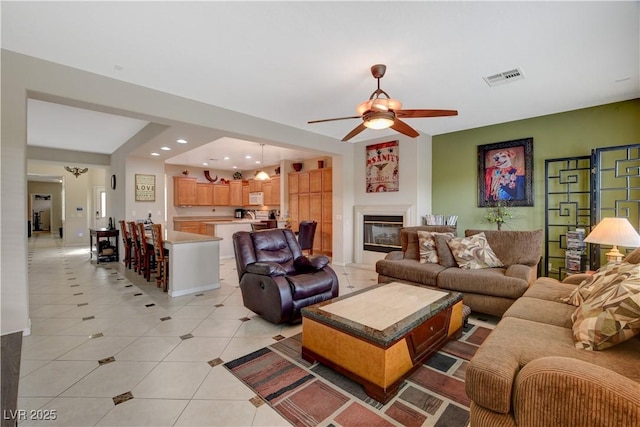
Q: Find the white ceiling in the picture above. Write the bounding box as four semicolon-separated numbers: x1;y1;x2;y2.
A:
6;1;639;170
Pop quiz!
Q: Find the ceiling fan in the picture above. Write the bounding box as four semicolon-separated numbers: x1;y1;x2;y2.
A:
308;64;458;142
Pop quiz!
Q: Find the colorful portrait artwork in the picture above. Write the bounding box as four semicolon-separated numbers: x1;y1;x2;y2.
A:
484;146;526;202
478;138;534;207
366;141;399;193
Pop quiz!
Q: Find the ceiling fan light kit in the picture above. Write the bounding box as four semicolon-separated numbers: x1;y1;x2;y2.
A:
308;64;458;141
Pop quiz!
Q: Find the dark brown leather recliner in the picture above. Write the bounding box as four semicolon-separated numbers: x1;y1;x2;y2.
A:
233;228;339;324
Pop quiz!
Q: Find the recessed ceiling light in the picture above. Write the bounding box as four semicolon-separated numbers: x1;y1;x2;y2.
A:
223;156;230;160
151;152;160;156
256;160;261;164
161;146;171;151
245;155;252;159
232;166;237;169
177;139;187;144
202;162;208;166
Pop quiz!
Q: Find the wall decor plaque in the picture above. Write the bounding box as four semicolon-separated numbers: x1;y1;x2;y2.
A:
135;174;156;202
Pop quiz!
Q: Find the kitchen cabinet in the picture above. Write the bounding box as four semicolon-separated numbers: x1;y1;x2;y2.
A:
289;174;299;194
175;221;204;234
196;183;213;206
287;168;332;255
271;176;281;205
309;169;322;193
213;184;230;206
242;184;249;206
262;181;272;206
174;176;197;206
229;181;243;206
248;179;263;193
298;172;310;193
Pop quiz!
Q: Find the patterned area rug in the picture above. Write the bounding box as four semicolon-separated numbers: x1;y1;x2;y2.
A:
224;322;492;427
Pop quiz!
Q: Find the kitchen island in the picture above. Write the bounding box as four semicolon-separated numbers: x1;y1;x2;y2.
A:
162;230;223;297
203;220;259;259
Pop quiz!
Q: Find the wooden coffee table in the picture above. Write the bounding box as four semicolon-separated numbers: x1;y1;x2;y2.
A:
301;282;464;403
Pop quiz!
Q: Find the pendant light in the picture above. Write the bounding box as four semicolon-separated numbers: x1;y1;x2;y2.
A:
254;143;271;181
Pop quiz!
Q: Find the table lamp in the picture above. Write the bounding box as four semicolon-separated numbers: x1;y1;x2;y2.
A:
584;217;640;262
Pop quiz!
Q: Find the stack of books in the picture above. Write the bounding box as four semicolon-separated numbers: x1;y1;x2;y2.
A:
424;215;458;226
565;228;587;273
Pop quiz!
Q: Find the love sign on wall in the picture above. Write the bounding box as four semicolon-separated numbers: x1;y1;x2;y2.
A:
135;174;156;202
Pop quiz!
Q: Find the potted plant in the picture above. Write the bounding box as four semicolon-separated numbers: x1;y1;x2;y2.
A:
484;200;514;230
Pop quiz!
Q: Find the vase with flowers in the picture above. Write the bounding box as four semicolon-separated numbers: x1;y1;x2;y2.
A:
484;200;514;230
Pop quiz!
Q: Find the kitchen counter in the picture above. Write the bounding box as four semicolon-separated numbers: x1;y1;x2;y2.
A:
161;230;222;297
164;230;222;244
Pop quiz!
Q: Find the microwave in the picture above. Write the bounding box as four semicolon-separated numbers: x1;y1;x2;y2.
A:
249;192;264;205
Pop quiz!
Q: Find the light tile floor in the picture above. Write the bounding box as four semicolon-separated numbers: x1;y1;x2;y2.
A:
18;232;381;426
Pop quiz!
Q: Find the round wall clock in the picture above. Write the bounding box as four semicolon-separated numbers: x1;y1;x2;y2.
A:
111;174;117;190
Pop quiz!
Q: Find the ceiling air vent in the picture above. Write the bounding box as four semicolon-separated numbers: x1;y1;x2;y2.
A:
483;68;525;87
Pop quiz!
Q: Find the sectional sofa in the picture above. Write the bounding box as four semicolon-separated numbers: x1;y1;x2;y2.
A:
466;248;640;426
376;226;543;317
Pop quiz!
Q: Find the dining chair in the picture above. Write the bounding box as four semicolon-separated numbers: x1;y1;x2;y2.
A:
119;220;132;269
251;222;269;231
136;222;154;282
151;224;169;292
297;220;318;255
127;221;141;274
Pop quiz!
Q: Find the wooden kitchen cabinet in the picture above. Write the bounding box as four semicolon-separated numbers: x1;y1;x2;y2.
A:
298;172;310;193
242;184;249;206
173;176;197;206
175;221;202;234
248;179;263;193
262;181;272;206
322;168;332;192
309;169;322;193
271;175;281;205
288;168;332;255
213;184;230;206
229;181;243;206
289;173;299;194
196;183;213;206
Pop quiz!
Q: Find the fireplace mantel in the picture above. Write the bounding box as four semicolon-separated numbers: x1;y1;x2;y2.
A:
354;205;415;264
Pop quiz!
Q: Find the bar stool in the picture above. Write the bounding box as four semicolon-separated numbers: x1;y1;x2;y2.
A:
119;220;132;269
137;222;154;282
127;221;141;273
151;224;169;292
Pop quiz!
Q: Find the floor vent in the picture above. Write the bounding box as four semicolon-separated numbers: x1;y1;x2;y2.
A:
483;68;525;87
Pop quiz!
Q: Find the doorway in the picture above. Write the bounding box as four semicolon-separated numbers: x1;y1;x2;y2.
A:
31;193;52;232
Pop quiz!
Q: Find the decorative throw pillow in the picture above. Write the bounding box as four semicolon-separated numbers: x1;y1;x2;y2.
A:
434;234;457;268
446;232;504;270
562;261;627;306
572;263;640;351
417;231;455;264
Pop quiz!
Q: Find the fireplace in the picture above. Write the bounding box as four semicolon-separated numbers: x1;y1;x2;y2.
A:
363;215;403;253
354;205;415;265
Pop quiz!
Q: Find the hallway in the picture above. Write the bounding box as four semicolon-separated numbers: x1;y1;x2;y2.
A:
17;233;379;426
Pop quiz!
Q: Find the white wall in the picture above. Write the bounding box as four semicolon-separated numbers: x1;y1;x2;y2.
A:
353;133;433;224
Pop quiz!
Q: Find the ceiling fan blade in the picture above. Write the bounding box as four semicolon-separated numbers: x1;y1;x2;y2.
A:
308;115;361;124
395;109;458;118
391;119;420;138
342;123;367;141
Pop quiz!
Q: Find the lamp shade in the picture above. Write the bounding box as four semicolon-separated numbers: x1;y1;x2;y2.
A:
584;217;640;247
254;170;270;181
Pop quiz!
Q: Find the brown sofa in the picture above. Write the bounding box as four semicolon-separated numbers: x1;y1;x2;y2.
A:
466;248;640;427
376;227;543;317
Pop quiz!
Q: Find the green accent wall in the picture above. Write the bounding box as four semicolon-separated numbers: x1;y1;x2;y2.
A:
432;99;640;235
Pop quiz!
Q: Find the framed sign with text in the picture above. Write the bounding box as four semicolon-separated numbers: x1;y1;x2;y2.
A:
135;174;156;202
366;140;399;193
